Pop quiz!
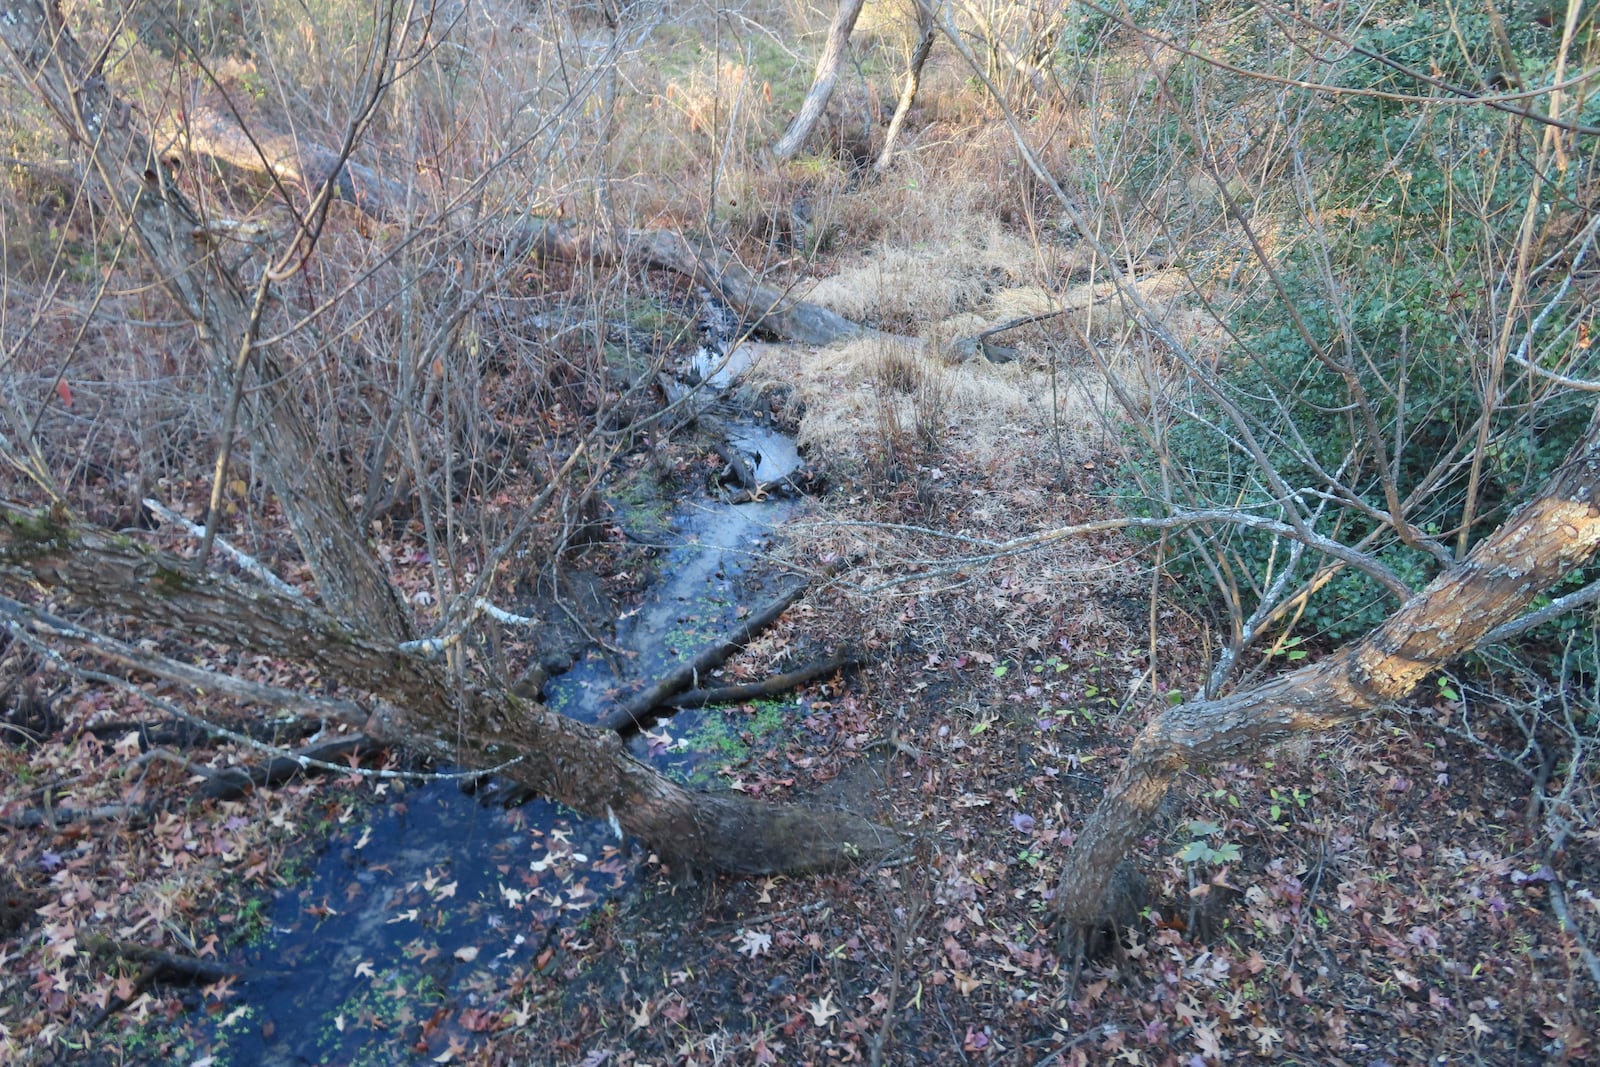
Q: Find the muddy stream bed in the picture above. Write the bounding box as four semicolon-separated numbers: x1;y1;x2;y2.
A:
184;356;823;1065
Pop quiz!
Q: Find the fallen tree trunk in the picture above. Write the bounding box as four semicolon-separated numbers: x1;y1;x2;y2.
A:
0;503;901;873
601;578;818;734
0;1;899;876
168;102;412;219
1053;408;1600;932
171;102;867;346
661;653;861;709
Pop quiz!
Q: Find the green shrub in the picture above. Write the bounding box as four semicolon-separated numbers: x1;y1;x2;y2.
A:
1125;4;1600;645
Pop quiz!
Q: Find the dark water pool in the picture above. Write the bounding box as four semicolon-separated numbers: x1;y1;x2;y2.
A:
175;493;807;1065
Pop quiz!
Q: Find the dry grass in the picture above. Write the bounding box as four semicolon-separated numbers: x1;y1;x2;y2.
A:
800;219;1054;327
749;333;1099;477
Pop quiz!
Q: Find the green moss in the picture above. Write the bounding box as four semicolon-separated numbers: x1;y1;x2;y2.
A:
151;565;194;593
676;698;793;784
606;466;674;542
0;508;74;557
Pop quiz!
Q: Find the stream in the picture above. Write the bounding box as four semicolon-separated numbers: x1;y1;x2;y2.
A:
179;348;815;1066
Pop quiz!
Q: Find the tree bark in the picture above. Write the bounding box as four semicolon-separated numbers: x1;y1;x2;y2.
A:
771;0;868;163
0;0;899;875
0;503;903;873
1054;409;1600;928
874;1;936;175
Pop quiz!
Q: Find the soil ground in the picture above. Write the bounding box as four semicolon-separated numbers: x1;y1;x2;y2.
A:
3;327;1593;1064
0;6;1596;1056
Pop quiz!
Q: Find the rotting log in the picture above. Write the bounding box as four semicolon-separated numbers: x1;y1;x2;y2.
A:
1054;408;1600;933
599;578;818;734
171;102;868;346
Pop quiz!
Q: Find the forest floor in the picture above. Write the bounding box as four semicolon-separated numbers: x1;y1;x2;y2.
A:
476;325;1600;1066
1;248;1595;1064
0;10;1596;1058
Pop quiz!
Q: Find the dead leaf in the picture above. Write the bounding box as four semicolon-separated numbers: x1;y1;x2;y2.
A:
734;928;773;958
804;993;840;1027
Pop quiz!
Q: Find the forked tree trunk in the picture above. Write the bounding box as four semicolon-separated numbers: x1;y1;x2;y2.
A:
0;0;411;640
771;0;867;163
1054;411;1600;928
874;0;936;175
0;0;898;875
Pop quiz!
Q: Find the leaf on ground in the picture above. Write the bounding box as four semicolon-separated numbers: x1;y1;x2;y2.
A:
804;993;840;1026
735;928;773;957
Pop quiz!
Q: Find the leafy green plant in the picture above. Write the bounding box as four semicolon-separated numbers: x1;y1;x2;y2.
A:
1267;786;1310;824
1174;819;1241;865
1122;5;1600;648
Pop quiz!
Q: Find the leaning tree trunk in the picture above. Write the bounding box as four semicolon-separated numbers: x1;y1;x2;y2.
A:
875;0;936;175
0;506;901;872
0;0;898;875
0;0;411;640
771;0;867;163
1054;409;1600;929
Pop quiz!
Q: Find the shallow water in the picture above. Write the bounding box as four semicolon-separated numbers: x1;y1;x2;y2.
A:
183;490;805;1065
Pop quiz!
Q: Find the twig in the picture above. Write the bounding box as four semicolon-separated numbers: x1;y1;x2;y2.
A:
195;735;380;801
398;597;539;655
1546;871;1600;992
142;498;304;602
1481;579;1600;646
816;510;1410;599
